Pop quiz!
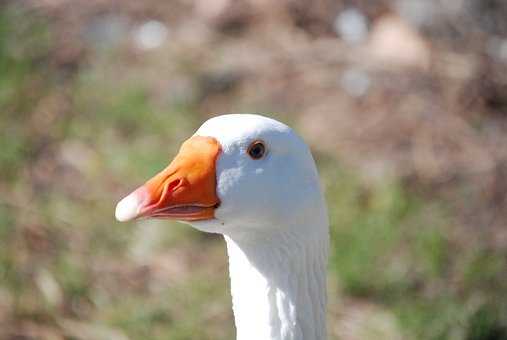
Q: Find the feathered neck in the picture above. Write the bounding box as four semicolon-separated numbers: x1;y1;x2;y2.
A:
224;222;329;340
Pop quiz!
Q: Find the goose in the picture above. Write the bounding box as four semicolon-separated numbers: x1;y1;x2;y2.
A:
115;114;329;340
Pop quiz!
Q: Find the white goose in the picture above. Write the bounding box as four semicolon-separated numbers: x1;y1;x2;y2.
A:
115;114;329;340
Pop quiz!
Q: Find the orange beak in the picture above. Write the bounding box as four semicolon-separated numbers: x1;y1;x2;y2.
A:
115;136;221;222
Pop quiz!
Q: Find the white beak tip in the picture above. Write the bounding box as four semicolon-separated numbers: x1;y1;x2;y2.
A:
115;192;141;222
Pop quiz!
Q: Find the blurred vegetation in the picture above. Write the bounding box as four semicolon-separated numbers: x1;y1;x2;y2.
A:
1;1;507;339
325;162;507;339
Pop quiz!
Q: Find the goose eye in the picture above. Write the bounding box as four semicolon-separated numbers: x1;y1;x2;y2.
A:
247;141;266;160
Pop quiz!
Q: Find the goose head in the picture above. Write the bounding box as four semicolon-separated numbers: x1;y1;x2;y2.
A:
115;114;329;339
115;113;326;238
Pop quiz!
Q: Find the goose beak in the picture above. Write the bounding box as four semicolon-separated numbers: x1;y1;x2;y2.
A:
115;136;221;222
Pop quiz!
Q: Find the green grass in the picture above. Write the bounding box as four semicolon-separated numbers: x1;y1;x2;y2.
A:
321;159;507;339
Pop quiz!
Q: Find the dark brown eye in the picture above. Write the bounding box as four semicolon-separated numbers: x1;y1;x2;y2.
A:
247;141;266;160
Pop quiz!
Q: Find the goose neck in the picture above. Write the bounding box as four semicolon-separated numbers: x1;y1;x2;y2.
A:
224;227;328;340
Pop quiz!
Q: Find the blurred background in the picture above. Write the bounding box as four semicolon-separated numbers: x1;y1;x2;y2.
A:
1;0;507;339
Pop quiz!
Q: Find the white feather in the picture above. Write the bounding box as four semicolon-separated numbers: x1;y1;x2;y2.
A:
190;114;329;340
